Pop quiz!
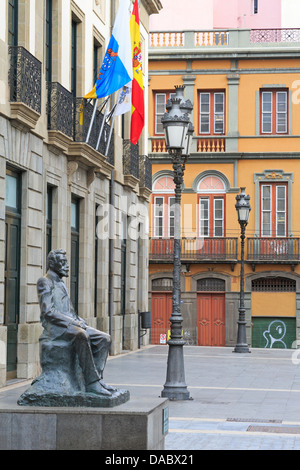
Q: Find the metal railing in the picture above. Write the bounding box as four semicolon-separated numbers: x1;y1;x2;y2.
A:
47;82;73;138
150;237;238;261
8;46;42;114
123;139;139;179
139;155;152;190
247;237;300;262
73;98;114;165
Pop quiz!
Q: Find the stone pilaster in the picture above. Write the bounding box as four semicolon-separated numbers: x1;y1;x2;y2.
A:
226;72;240;152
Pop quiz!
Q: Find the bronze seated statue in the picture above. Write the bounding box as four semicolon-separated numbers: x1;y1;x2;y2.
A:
18;249;129;407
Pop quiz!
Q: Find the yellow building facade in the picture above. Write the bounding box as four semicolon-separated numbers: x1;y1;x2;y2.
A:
148;28;300;349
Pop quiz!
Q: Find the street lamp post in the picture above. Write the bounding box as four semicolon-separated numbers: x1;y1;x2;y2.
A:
160;86;193;400
234;187;251;353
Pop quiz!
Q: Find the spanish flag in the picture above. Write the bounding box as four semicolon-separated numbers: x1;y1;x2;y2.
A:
130;0;144;145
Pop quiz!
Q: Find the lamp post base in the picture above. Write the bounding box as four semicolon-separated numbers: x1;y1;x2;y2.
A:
233;308;251;353
161;342;190;401
233;344;251;353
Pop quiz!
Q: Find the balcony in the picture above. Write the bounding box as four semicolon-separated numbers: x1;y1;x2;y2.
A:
139;155;152;200
150;30;229;48
151;138;167;153
67;98;114;178
150;28;300;51
47;82;73;153
149;237;238;267
197;137;225;153
8;46;41;131
150;136;226;154
123;139;140;190
247;237;300;270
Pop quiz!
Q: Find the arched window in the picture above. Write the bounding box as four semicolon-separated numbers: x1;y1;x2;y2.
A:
197;175;226;237
152;175;175;237
198;175;225;193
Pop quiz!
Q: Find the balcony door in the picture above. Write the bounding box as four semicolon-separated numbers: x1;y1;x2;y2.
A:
259;183;288;259
197;175;226;257
152;175;176;258
260;183;287;238
8;0;18;47
5;170;21;377
71;198;80;313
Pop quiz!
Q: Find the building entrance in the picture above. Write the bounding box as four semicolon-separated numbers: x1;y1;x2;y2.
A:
196;278;225;346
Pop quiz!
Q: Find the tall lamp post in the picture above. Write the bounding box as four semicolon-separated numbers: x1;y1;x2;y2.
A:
161;86;193;400
234;187;251;353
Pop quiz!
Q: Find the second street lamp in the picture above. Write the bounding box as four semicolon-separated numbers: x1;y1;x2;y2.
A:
161;88;193;400
234;187;251;354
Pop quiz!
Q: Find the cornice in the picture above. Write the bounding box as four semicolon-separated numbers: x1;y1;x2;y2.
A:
149;47;300;61
142;0;163;15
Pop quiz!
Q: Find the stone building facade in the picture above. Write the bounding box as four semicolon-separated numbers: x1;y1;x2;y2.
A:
0;0;162;387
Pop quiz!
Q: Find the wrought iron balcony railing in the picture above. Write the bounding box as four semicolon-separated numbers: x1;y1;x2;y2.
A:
47;82;73;138
149;237;238;262
247;237;300;263
8;46;42;114
139;155;152;191
73;98;114;165
123;139;139;180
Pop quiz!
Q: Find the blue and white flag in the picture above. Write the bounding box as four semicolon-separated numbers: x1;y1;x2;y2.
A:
115;82;132;116
85;0;133;100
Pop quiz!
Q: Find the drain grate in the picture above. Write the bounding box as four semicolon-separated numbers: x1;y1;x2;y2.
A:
227;418;282;424
247;425;300;434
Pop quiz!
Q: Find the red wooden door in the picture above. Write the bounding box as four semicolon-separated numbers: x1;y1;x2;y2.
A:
151;292;173;344
197;293;225;346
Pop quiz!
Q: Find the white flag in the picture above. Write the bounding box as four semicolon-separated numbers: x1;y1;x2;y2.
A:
115;82;132;116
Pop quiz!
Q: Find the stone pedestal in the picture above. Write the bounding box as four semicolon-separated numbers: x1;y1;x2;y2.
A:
0;387;168;450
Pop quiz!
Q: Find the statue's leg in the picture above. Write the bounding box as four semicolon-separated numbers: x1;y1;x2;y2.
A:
85;327;111;378
63;325;100;385
85;327;116;391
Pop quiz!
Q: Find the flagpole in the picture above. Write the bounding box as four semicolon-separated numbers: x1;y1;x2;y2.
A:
105;105;117;156
85;99;98;144
96;98;110;151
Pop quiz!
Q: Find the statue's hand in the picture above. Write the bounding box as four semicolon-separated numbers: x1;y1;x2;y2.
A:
78;320;87;330
71;320;87;330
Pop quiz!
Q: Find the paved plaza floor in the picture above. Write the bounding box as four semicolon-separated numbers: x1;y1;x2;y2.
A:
3;344;300;450
105;345;300;450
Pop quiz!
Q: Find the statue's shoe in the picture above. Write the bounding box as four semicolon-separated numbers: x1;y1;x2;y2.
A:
99;380;117;392
86;381;112;396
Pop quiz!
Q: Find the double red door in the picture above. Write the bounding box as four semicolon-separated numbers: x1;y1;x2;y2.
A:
151;292;173;344
197;293;225;346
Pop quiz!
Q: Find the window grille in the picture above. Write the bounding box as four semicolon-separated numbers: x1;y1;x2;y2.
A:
197;278;225;292
252;277;296;292
152;278;173;291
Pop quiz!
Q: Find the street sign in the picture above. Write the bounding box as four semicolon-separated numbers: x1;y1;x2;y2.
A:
160;333;167;344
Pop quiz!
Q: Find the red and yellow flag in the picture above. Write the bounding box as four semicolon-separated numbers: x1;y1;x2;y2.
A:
130;0;144;145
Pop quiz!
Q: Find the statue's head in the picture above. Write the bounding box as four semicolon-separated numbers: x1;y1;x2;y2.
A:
47;249;69;278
